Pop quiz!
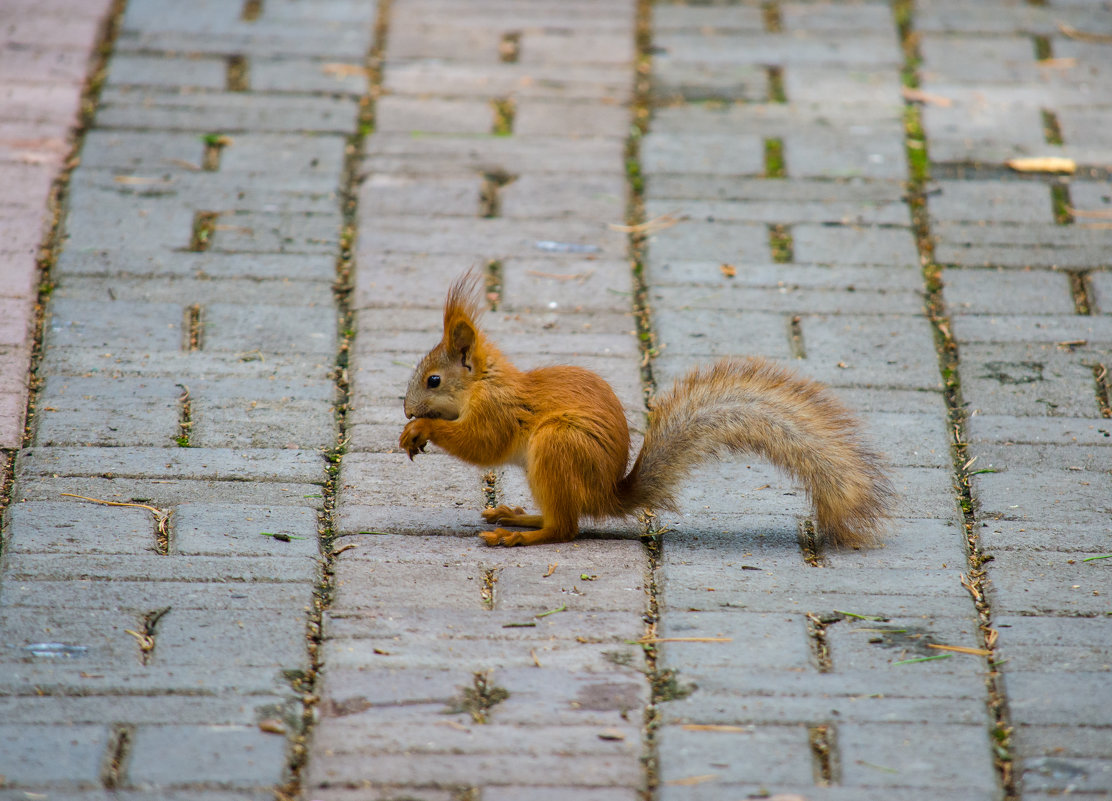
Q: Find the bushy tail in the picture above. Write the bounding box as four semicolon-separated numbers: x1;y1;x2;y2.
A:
618;358;894;547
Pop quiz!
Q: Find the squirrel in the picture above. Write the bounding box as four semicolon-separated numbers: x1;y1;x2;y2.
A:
400;272;894;548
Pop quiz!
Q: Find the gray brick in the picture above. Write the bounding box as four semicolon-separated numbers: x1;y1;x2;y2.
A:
2;553;319;583
783;131;907;180
0;579;313;612
930;180;1054;224
105;53;226;89
32;375;180;448
994;616;1112;672
499;173;627;220
791;225;919;266
644;194;910;226
644;260;922;293
985;547;1112;615
966;414;1112;446
0;724;110;786
1005;673;1112;726
837;722;996;790
647;284;925;315
981;519;1111;554
54;249;337;282
960;342;1105;417
654;33;901;67
943;270;1076;315
642;133;764;175
656;724;813;787
498;258;635;315
201;303;336;354
308;748;642;789
375;96;495;136
154;609;309;669
383;61;632;102
2;501;154;554
973;468;1112;528
657;611;813;673
646;220;771;265
364;134;625;175
170;503;320;557
952;313;1112;345
652;61;768;103
360;215;626;260
18;446;325;483
45;299;184;350
652;309;793;360
54;276;334;307
95;89;360;133
781;2;894;32
250;57;368;94
971;441;1109;472
127;725;289;787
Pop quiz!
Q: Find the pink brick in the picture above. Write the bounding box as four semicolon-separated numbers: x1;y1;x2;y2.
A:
1;15;104;49
0;84;85;127
0;251;40;300
0;391;27;449
0;298;35;346
0;162;56;205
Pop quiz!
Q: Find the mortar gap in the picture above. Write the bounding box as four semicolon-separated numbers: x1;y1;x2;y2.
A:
490;97;516;136
763;137;786;178
766;65;787;103
484;259;503;310
761;1;783;33
1067;270;1092;314
226;54;249;92
241;0;263;21
478;168;516;219
805;611;833;672
1041;108;1064;146
769;223;794;263
185;303;203;350
100;723;134;788
1050;181;1073;225
499;31;522;63
176;383;192;450
789;315;806;359
1093;364;1111;418
480;568;500;610
189;210;218;251
798;518;823;567
1032;34;1052;62
201;133;232;171
809;723;837;785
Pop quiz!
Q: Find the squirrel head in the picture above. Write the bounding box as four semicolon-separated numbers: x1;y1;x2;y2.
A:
404;271;488;421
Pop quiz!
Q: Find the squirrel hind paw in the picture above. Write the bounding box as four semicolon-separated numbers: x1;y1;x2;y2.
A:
481;528;524;547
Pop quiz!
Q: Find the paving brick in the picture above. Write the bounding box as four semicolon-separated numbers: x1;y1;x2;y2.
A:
2;552;319;583
655;724;813;787
127;725;289;787
642;133;764;175
0;724;110;786
791;224;919;266
984;547;1112;615
836;722;997;791
1005;673;1112;726
32;375;180;448
2;500;153;554
170;503;321;557
94;88;361;133
944;269;1076;315
960;342;1106;417
383;61;632;102
375;96;497;135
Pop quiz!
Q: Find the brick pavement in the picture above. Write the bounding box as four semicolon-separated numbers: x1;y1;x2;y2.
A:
1;1;1110;799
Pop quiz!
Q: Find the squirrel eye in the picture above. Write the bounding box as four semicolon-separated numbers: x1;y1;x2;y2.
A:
426;374;441;389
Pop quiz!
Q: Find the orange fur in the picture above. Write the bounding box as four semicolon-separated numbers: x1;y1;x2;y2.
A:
401;273;894;547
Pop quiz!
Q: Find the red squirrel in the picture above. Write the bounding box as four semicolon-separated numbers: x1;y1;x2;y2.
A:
400;272;894;547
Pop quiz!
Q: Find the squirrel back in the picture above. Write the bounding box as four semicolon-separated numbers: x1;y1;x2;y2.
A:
401;272;893;547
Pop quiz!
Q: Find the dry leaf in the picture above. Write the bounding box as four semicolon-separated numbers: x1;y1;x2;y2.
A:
322;62;368;78
1005;157;1076;174
900;86;953;107
665;774;720;787
1057;22;1112;44
543;563;557;577
597;728;626;741
720;263;737;278
681;724;750;732
927;643;992;656
258;718;287;734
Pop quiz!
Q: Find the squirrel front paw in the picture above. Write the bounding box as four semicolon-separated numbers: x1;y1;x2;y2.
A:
399;419;432;459
481;505;527;524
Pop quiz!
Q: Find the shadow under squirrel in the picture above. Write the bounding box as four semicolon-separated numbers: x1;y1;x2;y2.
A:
401;272;894;547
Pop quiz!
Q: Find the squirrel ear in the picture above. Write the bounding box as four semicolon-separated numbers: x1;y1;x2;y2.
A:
449;319;477;371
